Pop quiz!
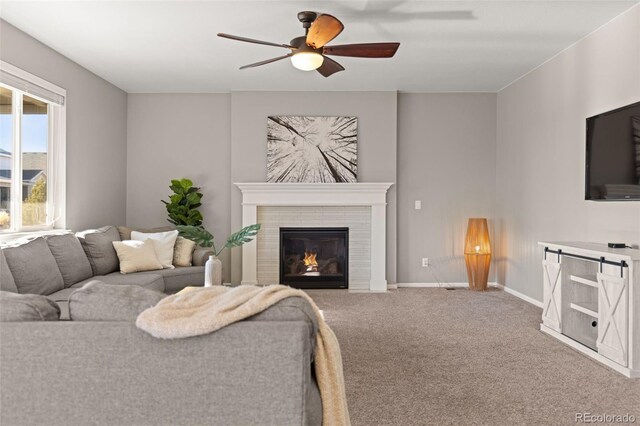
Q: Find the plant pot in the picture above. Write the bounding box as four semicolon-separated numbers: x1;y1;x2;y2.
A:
204;255;223;286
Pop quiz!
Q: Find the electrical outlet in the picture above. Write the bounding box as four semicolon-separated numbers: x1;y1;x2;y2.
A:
414;200;422;210
422;258;429;267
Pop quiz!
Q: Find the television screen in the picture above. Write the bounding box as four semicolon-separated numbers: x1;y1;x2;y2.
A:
585;101;640;200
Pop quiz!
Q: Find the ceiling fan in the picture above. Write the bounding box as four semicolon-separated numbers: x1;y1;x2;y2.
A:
217;11;400;77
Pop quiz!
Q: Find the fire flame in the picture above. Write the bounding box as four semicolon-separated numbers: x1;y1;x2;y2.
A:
304;251;318;267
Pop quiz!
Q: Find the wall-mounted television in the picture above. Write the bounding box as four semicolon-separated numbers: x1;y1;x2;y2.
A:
585;101;640;201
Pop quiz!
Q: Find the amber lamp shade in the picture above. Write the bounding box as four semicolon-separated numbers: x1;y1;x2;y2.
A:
464;218;491;291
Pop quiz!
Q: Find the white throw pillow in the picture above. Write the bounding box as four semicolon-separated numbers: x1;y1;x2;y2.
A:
131;230;179;269
112;240;163;274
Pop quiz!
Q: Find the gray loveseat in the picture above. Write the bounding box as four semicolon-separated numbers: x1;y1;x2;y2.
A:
0;225;212;318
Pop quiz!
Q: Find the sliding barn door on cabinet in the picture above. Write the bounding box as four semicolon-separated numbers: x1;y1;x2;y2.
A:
542;259;562;332
597;270;629;367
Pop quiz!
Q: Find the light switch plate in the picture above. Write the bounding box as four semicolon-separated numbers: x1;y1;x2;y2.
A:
415;200;422;210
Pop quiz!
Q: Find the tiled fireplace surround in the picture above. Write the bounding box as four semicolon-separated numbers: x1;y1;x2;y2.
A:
236;183;393;292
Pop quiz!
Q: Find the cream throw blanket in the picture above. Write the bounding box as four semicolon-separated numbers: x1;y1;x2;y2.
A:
136;284;350;426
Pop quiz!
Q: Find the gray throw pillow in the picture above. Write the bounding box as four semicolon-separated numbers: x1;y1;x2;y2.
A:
0;291;60;321
2;238;64;295
69;280;165;322
46;234;94;287
0;249;18;293
76;226;121;276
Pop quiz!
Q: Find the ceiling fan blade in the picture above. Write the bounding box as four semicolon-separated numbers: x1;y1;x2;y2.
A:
316;56;345;78
323;43;400;58
239;54;293;70
218;33;293;49
306;14;344;49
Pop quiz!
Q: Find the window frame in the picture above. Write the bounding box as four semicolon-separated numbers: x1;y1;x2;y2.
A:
0;60;66;240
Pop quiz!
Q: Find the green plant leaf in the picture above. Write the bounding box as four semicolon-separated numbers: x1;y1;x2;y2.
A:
186;192;202;205
224;224;261;248
177;225;214;248
179;178;193;189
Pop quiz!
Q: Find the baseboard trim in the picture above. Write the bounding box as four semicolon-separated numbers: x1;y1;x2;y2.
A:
396;282;543;308
396;282;473;288
493;283;543;308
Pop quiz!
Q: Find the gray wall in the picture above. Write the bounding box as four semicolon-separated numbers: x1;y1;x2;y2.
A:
495;6;640;302
397;93;497;284
229;92;398;285
125;92;503;288
126;94;232;281
0;20;127;230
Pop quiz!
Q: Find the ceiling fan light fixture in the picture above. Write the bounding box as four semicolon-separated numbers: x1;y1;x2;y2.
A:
290;52;324;71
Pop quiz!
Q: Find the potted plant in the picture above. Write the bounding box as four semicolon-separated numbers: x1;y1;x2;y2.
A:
161;178;203;226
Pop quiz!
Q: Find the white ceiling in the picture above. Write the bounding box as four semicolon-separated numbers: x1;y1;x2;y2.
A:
1;1;638;92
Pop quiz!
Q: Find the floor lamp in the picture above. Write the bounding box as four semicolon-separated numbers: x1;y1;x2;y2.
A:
464;218;491;291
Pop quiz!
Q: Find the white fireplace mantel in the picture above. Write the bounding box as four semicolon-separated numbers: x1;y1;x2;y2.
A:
235;183;393;292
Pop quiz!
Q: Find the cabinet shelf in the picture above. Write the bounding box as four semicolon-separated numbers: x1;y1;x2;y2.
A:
570;274;598;288
570;302;598;318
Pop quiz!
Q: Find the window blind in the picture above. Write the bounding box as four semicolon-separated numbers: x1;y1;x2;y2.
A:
0;69;65;106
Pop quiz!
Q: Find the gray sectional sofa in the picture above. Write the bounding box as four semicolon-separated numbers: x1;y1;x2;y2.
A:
0;226;212;318
0;226;324;425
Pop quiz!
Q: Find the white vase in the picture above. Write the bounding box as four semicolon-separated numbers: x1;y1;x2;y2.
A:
204;255;223;287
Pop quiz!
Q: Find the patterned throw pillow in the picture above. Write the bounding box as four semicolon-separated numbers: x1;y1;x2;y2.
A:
173;237;196;267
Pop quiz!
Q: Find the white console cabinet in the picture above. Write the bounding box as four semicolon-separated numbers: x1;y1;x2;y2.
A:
538;242;640;378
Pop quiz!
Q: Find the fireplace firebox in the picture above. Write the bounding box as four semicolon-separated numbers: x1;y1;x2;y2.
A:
279;227;348;289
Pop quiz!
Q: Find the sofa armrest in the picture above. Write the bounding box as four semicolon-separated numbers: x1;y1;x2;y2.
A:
1;320;321;426
192;247;216;266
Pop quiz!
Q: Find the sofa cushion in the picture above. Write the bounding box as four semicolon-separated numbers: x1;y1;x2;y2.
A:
69;281;165;322
46;234;93;287
135;266;205;293
0;249;18;293
0;291;60;321
76;226;121;276
2;238;64;295
117;225;174;241
112;240;164;274
73;272;165;293
46;287;79;320
173;237;196;267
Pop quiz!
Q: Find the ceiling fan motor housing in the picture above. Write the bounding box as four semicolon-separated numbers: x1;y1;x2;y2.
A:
290;36;322;54
297;11;318;30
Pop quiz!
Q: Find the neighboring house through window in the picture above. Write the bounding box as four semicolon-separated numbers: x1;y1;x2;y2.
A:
0;61;65;235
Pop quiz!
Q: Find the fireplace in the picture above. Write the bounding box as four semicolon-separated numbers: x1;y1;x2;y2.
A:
279;227;348;289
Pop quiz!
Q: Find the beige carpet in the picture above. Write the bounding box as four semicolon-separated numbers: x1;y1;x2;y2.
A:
306;288;640;426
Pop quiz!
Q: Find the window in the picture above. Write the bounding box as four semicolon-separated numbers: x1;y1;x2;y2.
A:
0;61;65;234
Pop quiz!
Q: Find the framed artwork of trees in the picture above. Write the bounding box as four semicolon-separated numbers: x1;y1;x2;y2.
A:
267;116;357;183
